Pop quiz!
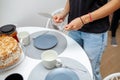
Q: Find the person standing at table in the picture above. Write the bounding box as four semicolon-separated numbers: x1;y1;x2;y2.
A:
110;9;120;47
53;0;120;80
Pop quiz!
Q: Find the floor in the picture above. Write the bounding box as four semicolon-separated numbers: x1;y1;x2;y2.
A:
100;24;120;78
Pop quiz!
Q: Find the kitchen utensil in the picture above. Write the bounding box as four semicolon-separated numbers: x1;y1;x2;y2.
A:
38;12;52;18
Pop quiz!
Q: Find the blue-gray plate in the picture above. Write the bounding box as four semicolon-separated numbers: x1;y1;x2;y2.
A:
45;68;79;80
33;34;58;50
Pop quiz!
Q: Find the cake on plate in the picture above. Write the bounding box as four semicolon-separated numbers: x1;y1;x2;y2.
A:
0;35;22;69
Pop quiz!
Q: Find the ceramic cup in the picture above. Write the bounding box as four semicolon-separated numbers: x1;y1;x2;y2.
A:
5;73;23;80
17;31;30;46
41;50;61;69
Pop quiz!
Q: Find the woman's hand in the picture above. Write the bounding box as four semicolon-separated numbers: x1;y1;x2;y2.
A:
64;17;84;31
53;13;66;23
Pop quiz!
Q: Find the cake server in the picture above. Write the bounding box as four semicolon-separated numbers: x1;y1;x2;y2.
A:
38;12;52;18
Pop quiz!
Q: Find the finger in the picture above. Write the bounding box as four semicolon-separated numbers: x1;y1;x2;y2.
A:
59;19;63;23
64;24;73;31
55;18;64;23
53;15;57;19
54;16;60;23
53;16;58;22
53;15;63;23
64;25;68;30
72;26;78;30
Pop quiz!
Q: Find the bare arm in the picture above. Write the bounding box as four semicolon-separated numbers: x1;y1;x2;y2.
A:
53;0;70;23
82;0;120;24
62;0;70;17
65;0;120;31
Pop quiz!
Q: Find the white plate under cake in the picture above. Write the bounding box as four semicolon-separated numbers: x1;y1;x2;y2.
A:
0;35;22;69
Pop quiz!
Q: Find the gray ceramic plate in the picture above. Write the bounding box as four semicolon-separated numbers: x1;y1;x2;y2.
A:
45;68;79;80
33;34;58;50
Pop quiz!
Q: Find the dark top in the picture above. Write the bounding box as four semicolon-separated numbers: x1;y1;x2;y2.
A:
68;0;110;33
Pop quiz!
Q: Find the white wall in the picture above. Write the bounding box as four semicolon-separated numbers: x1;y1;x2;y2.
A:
0;0;66;27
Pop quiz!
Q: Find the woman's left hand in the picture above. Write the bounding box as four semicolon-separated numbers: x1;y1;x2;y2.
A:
64;17;84;31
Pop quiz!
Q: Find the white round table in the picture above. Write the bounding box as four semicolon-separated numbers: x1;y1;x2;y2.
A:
0;27;93;80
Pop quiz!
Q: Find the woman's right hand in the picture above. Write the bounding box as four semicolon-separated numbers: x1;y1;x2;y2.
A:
53;12;65;23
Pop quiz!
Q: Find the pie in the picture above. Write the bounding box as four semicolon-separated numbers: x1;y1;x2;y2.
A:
0;35;22;69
